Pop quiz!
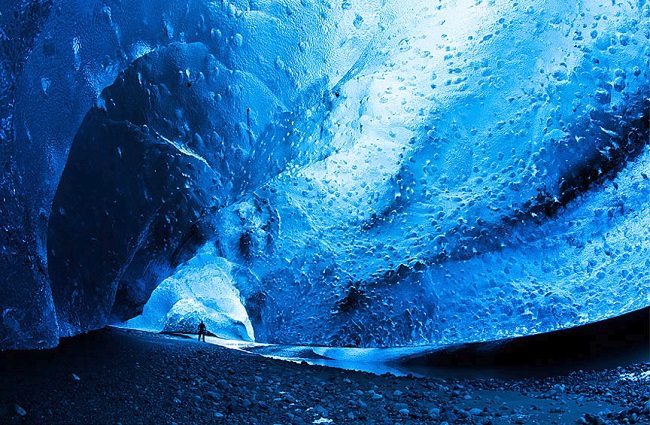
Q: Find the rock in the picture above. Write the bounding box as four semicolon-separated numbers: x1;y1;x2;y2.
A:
393;390;403;396
216;379;231;389
580;413;606;425
206;391;221;401
469;408;482;415
283;393;297;403
14;405;26;416
428;407;441;417
214;412;224;419
399;408;410;415
644;400;650;414
550;384;566;395
314;405;329;417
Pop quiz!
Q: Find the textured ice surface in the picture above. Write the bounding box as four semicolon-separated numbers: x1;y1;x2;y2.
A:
201;0;650;347
1;0;648;349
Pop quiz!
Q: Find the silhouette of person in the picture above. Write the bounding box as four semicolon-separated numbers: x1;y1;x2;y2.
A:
198;320;206;342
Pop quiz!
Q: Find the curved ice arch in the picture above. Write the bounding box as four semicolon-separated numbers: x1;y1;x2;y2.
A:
124;243;254;341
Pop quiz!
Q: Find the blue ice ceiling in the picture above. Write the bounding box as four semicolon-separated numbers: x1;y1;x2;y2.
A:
0;0;648;350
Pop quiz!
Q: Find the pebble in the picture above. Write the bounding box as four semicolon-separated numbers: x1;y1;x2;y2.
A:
428;407;441;417
206;391;220;401
313;405;329;417
283;393;297;403
14;405;26;416
216;379;230;389
550;384;566;394
469;407;482;415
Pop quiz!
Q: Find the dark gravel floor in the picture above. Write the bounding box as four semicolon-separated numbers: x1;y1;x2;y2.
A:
0;327;648;425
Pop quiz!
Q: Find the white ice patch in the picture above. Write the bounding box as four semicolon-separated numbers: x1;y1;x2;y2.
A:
123;244;254;341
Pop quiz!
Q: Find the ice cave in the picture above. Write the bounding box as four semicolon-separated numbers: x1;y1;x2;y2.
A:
1;1;650;423
0;0;648;353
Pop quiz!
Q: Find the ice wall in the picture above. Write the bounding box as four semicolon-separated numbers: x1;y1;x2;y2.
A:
201;0;650;346
1;0;390;349
1;0;649;349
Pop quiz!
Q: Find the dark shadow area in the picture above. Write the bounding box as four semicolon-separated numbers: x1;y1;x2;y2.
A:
398;307;649;377
0;328;140;375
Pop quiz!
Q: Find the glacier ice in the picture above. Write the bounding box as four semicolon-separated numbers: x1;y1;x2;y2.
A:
124;244;254;341
0;0;648;350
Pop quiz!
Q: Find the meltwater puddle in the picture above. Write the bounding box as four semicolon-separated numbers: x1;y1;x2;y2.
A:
193;335;433;377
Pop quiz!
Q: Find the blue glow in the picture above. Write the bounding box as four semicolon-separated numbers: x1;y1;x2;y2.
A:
0;0;648;349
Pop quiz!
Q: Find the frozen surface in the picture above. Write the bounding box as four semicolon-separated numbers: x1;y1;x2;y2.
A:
1;0;649;349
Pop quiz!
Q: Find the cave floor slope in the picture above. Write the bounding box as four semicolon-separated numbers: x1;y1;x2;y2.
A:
0;328;647;424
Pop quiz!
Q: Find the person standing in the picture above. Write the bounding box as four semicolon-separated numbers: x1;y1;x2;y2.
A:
198;320;207;342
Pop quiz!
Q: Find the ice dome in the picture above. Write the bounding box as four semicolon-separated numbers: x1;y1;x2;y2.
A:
0;0;648;349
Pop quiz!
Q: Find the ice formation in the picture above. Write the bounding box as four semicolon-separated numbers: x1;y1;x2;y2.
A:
0;0;648;350
124;244;254;341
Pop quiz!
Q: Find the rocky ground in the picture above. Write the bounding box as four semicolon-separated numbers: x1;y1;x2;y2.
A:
0;327;648;424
